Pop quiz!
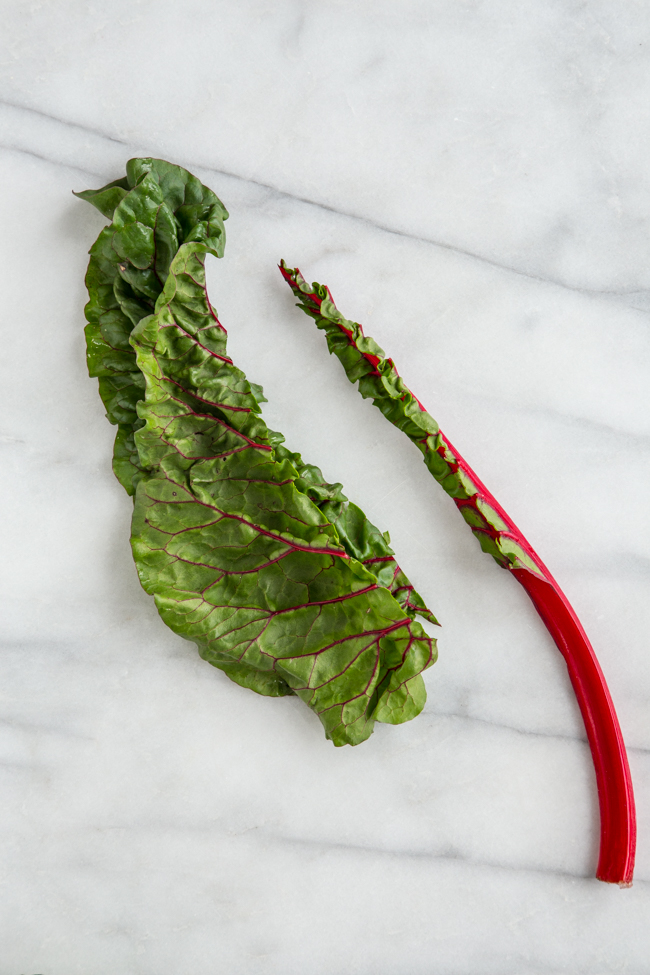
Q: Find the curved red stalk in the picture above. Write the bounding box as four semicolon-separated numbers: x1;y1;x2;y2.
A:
280;262;636;885
443;433;636;886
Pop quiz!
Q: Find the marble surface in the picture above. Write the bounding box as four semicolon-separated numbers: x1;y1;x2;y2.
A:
1;2;650;972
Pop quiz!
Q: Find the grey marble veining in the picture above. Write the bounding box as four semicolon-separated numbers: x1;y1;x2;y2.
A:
1;3;650;973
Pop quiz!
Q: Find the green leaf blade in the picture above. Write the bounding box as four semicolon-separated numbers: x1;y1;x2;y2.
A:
76;163;438;745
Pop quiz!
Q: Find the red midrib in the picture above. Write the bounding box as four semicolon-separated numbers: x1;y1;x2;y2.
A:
512;568;636;885
281;263;637;886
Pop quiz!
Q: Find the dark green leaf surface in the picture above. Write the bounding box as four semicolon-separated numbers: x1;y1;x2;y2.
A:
78;160;438;746
77;158;228;495
280;262;540;576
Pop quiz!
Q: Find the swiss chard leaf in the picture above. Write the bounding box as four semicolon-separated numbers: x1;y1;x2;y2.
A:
279;261;638;883
129;245;436;745
77;160;438;746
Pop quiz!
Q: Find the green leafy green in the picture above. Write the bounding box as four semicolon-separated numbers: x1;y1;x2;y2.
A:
279;263;639;887
279;261;541;575
77;159;437;746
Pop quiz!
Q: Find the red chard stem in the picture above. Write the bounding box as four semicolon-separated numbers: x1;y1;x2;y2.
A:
280;260;636;885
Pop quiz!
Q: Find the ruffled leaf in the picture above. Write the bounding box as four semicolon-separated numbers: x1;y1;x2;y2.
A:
76;161;439;746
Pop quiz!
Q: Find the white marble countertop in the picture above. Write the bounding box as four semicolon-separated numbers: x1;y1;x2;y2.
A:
1;3;649;973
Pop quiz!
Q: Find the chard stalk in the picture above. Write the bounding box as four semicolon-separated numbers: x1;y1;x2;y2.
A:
280;261;636;885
